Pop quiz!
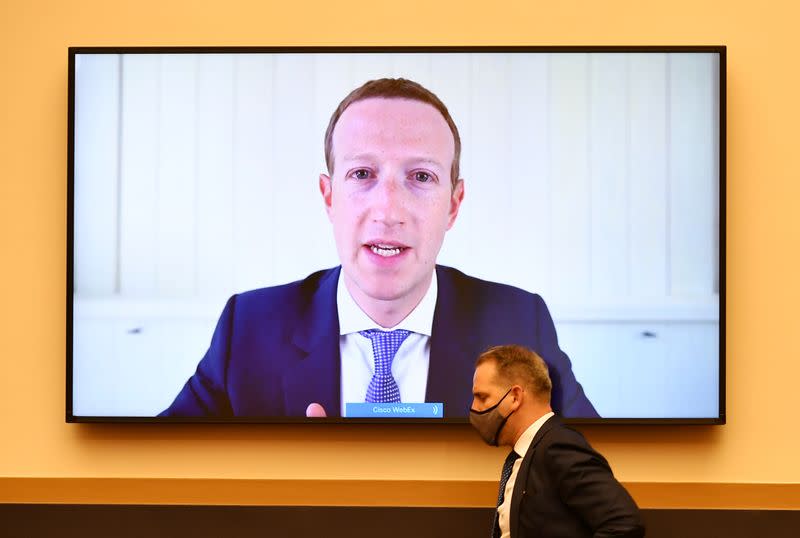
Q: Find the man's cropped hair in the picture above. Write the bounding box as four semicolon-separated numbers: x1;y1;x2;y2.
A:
324;77;462;189
476;344;553;402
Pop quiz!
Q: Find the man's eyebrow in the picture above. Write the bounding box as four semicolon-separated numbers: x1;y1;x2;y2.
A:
408;157;446;169
339;152;378;163
338;154;445;169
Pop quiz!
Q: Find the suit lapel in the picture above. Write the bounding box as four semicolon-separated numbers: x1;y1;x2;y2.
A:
426;266;481;415
282;267;342;417
509;415;559;538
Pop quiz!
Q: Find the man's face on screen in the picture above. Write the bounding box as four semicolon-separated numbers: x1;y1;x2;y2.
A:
320;97;464;317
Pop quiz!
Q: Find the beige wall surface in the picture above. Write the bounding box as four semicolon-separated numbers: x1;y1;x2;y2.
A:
1;0;798;489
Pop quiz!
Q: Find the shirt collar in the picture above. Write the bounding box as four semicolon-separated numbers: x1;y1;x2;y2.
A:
513;411;555;457
336;268;438;336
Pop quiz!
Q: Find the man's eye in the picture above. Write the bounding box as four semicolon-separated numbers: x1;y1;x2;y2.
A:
413;171;434;183
352;169;370;180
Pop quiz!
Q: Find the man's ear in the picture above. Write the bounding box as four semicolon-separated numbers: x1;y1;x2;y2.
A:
319;173;333;219
446;178;465;229
510;385;525;410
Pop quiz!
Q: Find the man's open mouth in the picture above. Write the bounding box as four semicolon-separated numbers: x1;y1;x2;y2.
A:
367;243;408;257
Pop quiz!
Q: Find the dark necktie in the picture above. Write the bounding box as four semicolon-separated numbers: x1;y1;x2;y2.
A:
493;450;521;538
359;329;411;403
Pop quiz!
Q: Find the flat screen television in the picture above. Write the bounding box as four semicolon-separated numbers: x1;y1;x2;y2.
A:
68;46;725;424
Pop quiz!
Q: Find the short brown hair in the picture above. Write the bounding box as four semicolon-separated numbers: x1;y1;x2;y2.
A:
476;345;552;402
323;78;462;189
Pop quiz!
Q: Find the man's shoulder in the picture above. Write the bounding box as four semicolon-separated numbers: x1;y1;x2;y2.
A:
436;265;545;307
540;416;589;443
238;267;337;297
434;265;556;333
533;416;607;473
231;266;339;314
528;416;587;453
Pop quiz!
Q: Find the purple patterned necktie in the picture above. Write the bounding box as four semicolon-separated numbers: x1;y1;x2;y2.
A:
359;329;411;403
493;450;520;538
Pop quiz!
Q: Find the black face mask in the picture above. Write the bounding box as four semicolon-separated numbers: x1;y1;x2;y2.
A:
469;388;514;446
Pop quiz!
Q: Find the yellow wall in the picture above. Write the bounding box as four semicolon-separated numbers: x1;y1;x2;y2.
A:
1;0;799;491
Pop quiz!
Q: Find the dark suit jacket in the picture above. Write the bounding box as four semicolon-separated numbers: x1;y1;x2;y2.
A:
509;415;644;537
161;265;598;418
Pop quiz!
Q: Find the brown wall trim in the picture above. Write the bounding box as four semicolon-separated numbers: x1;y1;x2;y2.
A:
4;505;798;538
2;478;799;510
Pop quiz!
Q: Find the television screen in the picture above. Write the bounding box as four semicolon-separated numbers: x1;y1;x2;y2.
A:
68;47;724;423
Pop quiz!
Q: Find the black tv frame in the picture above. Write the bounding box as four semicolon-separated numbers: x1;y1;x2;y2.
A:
66;45;726;425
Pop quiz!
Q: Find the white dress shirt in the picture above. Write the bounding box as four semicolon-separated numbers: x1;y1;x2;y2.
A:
337;271;438;417
497;411;555;538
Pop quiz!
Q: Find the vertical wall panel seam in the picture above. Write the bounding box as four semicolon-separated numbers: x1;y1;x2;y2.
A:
665;54;672;297
154;55;163;296
624;54;631;298
192;55;200;297
587;53;593;298
231;55;239;291
545;53;553;294
114;54;124;295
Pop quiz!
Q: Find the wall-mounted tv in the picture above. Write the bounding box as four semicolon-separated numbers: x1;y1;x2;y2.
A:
68;46;725;424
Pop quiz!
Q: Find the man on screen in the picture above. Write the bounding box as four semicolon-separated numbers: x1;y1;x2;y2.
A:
161;78;597;419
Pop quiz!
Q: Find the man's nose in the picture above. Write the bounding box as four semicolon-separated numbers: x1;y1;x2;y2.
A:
369;175;406;226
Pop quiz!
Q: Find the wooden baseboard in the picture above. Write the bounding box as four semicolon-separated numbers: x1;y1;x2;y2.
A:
1;478;798;509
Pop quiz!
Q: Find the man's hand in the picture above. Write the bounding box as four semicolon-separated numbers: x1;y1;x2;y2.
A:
306;403;327;418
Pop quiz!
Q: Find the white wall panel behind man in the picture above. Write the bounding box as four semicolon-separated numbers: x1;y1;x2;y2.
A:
119;54;159;296
589;53;629;300
73;53;119;297
157;54;197;297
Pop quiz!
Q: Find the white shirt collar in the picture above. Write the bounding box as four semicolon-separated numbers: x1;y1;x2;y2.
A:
336;268;438;336
513;411;555;457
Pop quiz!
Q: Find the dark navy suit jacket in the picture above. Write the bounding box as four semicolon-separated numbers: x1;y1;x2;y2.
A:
160;265;598;418
509;415;644;537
